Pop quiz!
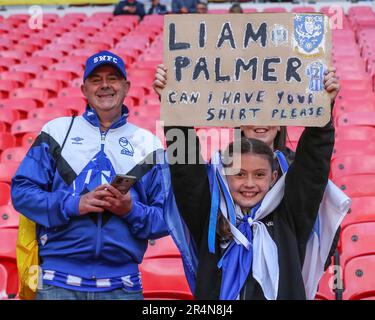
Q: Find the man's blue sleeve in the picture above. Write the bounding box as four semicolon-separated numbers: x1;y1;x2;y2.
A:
123;164;169;240
11;141;80;229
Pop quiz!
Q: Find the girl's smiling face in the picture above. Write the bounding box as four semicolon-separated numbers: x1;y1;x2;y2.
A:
226;153;277;211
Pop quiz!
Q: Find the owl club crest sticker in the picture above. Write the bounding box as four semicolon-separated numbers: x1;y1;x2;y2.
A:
119;137;134;156
293;14;325;55
271;24;288;46
306;61;326;92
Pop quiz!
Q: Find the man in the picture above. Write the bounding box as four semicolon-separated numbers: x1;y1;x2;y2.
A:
11;51;168;300
172;0;198;14
147;0;168;15
196;1;208;14
114;0;145;19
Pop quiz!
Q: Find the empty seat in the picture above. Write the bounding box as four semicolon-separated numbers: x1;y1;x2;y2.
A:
0;162;20;183
340;222;375;266
39;70;73;86
0;205;20;229
333;175;375;198
28;107;70;121
315;264;337;300
10;64;44;78
0;228;19;297
26;79;63;96
343;255;375;300
336;112;375;127
144;236;180;259
24;57;56;69
45;97;87;115
58;87;85;99
0;147;28;163
0;71;31;84
21;132;39;148
11;119;45;137
0;183;10;206
10;88;50;107
140;257;193;300
49;63;84;78
331;155;375;179
0;263;7;300
332;140;375;159
0;133;16;152
0;80;19;99
341;196;375;230
0;98;38;115
335;126;375;141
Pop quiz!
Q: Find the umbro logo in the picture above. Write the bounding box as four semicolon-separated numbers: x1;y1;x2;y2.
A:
71;137;84;145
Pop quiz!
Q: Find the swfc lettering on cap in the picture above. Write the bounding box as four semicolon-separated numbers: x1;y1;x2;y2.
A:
83;50;127;81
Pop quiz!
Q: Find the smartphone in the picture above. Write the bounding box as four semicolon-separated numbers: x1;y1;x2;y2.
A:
110;174;137;194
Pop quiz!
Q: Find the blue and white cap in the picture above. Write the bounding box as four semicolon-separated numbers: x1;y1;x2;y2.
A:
83;50;127;81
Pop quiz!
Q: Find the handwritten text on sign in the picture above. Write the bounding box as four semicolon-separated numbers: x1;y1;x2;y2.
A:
161;13;332;127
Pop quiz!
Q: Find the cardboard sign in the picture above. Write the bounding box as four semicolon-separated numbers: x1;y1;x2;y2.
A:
161;13;332;127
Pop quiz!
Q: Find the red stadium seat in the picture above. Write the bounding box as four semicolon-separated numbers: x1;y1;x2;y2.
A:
341;197;375;230
110;15;138;29
21;132;39;148
0;98;38;116
0;133;16;152
0;183;10;206
58;87;85;99
0;162;20;183
11;119;45;138
0;71;31;85
340;222;375;266
28;107;70;121
24;57;56;70
0;58;18;72
10;64;44;78
33;49;65;61
343;255;375;300
335;126;375;141
315;264;337;300
45;97;87;115
0;263;7;299
0;205;20;229
0;147;28;163
49;63;84;78
0;50;27;62
332;140;375;159
332;175;375;198
140;258;193;300
10;88;50;107
0;80;19;99
26;79;63;96
39;70;73;86
138;95;161;106
331;155;375;179
43;43;75;55
60;56;86;68
0;228;19;297
144;236;180;259
336;112;375;127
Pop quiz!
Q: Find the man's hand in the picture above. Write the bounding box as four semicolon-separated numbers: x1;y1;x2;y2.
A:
78;185;112;215
99;184;133;217
180;7;189;13
153;64;167;97
324;67;340;102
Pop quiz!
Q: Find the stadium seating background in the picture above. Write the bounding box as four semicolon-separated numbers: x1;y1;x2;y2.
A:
1;2;375;300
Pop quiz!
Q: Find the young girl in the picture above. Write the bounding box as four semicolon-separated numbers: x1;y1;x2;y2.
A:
155;65;349;300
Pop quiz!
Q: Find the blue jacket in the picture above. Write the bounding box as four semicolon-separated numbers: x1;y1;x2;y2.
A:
11;106;168;279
